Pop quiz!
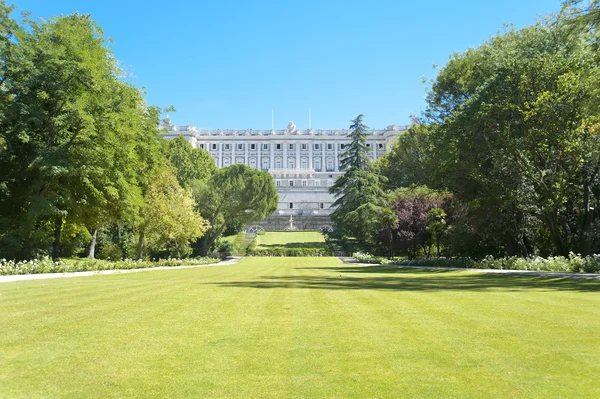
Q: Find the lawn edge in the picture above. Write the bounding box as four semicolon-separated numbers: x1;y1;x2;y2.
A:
339;258;600;280
0;257;245;284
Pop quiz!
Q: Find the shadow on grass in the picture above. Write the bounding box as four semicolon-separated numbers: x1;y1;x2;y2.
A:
208;266;600;293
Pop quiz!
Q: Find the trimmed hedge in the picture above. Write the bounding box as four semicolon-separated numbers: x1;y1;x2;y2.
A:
0;256;220;276
247;247;333;257
353;253;600;273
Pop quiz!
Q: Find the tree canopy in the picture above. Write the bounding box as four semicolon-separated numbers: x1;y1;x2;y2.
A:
330;115;388;245
194;164;278;255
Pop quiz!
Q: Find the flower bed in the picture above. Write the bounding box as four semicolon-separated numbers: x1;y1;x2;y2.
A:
352;253;600;273
0;257;219;276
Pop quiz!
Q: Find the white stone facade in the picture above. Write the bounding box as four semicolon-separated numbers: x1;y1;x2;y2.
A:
162;121;406;230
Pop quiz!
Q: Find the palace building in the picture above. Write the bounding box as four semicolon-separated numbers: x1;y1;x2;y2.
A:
162;120;406;231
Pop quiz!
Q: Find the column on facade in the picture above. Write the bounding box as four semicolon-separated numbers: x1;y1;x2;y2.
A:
373;141;377;160
257;142;261;170
334;141;339;171
232;141;236;164
218;142;223;168
244;143;248;165
296;142;300;170
283;142;288;169
322;142;326;172
309;141;313;170
270;143;275;169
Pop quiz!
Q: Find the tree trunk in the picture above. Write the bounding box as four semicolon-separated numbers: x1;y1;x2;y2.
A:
137;231;145;260
52;217;63;262
201;237;209;256
582;180;592;256
87;229;98;259
546;210;567;256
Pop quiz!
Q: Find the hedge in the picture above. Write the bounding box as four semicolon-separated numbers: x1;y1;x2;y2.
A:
246;247;333;257
0;257;220;276
352;253;600;273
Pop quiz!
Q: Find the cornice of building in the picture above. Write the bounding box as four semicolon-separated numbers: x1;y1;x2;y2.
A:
161;123;408;139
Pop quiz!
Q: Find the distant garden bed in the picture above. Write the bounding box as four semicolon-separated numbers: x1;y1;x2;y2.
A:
352;252;600;273
246;247;332;257
0;257;219;276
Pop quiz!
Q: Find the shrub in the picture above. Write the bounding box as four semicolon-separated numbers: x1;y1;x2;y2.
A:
352;252;381;264
217;241;234;259
0;256;220;276
383;253;600;273
246;237;258;254
257;230;266;235
98;242;124;260
246;247;333;257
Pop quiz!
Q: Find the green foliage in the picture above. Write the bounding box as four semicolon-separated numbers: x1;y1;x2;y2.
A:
246;236;258;253
352;252;381;264
385;11;600;258
216;241;234;259
0;6;167;260
246;247;333;257
355;252;600;273
376;123;433;190
163;135;216;187
193;164;278;255
98;242;124;261
138;168;209;258
393;255;600;273
257;230;266;236
0;256;219;275
330;115;389;244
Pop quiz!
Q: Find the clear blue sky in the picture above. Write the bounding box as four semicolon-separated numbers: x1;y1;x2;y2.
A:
15;0;562;129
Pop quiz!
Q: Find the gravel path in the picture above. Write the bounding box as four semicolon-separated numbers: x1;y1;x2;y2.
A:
0;257;244;284
339;258;600;280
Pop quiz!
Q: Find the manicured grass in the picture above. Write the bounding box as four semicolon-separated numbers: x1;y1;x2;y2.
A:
257;231;326;249
1;258;599;398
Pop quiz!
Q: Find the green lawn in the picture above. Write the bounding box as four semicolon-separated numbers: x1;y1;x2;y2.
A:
1;258;599;398
256;231;326;249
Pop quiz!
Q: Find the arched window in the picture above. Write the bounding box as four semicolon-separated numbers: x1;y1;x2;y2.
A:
314;159;321;171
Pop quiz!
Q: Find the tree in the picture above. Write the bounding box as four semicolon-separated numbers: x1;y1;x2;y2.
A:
163;136;216;187
137;168;209;259
194;164;278;255
391;187;446;259
427;208;447;256
329;114;388;244
0;10;153;260
424;17;600;256
376;123;433;190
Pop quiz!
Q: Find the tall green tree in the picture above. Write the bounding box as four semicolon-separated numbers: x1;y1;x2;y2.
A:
163;136;216;187
193;164;278;255
329;115;388;244
376;123;433;190
137;168;209;259
425;17;600;256
0;7;165;260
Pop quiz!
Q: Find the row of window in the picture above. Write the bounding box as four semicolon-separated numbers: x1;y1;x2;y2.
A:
276;180;334;187
200;143;385;151
222;157;337;170
286;202;327;209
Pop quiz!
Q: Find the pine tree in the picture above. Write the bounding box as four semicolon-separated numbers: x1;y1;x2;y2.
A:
329;114;388;244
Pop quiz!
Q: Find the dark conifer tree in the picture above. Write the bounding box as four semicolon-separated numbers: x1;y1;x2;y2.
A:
329;114;388;245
